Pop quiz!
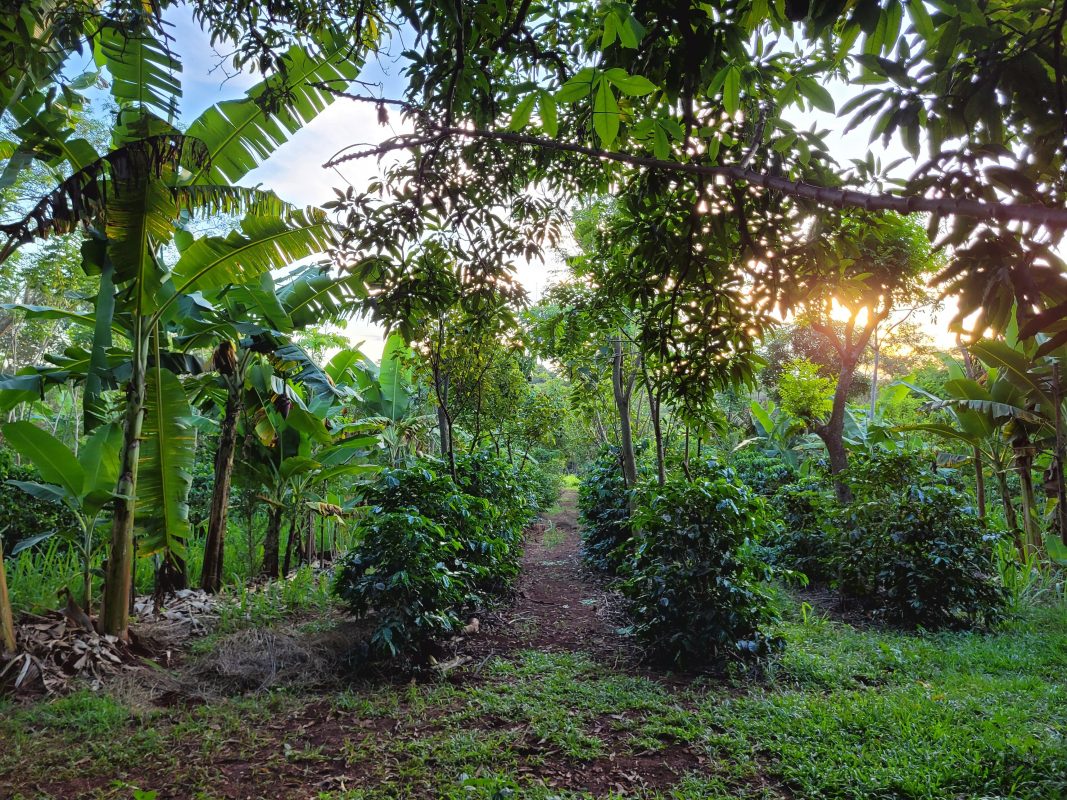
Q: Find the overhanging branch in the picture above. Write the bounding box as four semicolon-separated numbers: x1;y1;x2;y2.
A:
316;86;1067;228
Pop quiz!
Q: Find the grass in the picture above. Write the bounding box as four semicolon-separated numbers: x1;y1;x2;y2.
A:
2;599;1065;799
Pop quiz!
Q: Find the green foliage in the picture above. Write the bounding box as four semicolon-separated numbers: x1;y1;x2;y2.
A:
577;446;632;572
769;479;839;584
335;454;532;658
777;357;835;425
335;511;472;658
838;451;1007;629
726;448;799;497
620;468;781;667
0;447;74;553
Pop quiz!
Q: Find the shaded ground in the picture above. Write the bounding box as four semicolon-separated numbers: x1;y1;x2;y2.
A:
464;489;635;663
2;490;1066;799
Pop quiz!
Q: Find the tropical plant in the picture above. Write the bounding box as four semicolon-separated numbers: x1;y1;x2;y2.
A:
1;420;120;612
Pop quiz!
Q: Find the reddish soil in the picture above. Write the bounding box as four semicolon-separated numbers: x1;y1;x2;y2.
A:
1;491;769;799
463;489;636;665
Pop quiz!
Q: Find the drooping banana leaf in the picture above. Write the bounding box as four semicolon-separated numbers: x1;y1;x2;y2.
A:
277;266;370;329
1;421;85;500
378;333;412;421
170;209;335;295
137;368;195;563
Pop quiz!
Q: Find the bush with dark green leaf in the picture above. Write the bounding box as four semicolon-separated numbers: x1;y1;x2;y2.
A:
334;511;473;657
335;455;531;658
837;450;1006;629
769;479;839;583
620;468;781;668
727;448;798;496
578;446;633;572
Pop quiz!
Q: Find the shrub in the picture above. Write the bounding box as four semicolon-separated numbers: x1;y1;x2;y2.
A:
620;469;781;668
769;479;839;583
837;450;1006;629
578;446;633;572
727;449;798;496
335;455;530;657
334;512;473;657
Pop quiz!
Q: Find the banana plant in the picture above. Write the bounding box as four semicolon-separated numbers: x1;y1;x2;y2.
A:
736;399;822;470
0;19;366;636
328;335;438;467
177;265;372;592
238;361;379;578
900;350;1053;558
1;420;121;613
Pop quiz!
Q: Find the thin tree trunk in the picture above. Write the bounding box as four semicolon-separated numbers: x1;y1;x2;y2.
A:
973;447;986;520
1015;446;1045;557
816;356;858;503
994;467;1024;559
201;390;241;593
282;508;299;577
1054;364;1067;546
101;321;148;639
0;536;16;653
612;336;637;489
868;327;880;420
262;506;283;579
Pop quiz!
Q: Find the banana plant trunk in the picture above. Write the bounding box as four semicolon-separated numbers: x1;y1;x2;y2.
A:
1014;444;1044;557
972;448;986;519
994;467;1024;559
201;389;241;593
0;536;16;653
101;328;148;638
262;505;283;579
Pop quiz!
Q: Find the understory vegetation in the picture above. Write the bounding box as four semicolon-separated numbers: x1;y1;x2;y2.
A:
3;1;1067;798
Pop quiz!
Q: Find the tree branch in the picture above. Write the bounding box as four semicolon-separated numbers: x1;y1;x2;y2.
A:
317;98;1067;228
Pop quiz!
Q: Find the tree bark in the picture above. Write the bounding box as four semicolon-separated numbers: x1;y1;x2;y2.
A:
201;389;241;593
1014;445;1045;558
612;336;637;489
262;506;283;579
815;355;858;503
1053;364;1067;546
0;536;16;653
101;323;148;639
973;447;986;520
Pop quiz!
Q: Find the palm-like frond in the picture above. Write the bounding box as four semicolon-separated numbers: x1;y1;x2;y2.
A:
170;208;335;295
94;22;181;120
277;265;371;328
184;36;362;186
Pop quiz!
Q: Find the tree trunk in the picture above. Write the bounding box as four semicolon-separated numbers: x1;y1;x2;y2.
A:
201;390;241;593
645;380;666;486
1053;364;1067;546
0;536;16;653
868;328;880;420
994;468;1024;559
1014;446;1044;558
816;356;858;503
282;508;299;577
973;447;986;520
101;327;148;639
612;336;637;489
262;506;283;579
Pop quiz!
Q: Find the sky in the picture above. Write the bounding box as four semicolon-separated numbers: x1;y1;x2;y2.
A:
69;9;959;360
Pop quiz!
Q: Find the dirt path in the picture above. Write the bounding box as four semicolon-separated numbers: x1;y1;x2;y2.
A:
465;489;634;665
